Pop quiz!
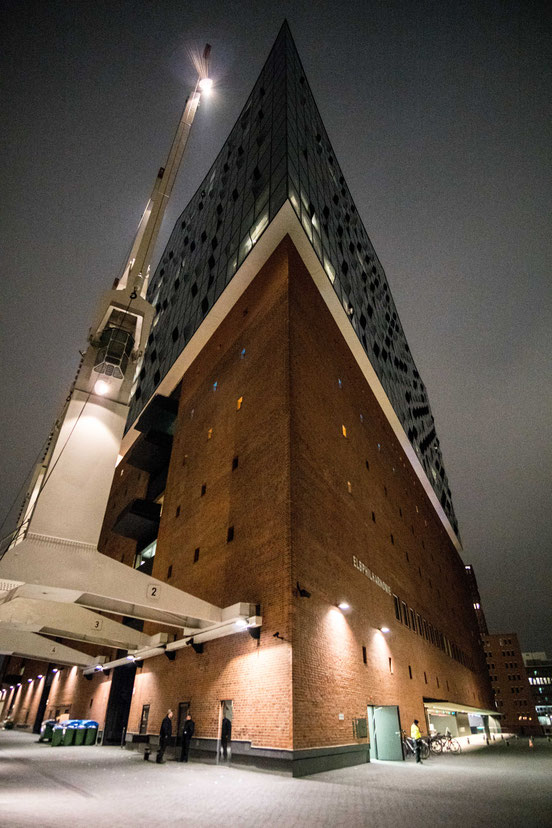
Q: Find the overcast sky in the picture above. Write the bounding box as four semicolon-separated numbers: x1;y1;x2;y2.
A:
1;0;550;653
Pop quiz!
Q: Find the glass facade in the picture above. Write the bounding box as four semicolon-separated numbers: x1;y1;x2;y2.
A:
128;22;458;535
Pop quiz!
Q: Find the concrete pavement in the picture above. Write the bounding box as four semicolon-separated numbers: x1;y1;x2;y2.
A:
1;730;551;827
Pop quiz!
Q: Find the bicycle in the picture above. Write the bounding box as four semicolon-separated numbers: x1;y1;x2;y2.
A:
401;730;430;760
442;734;461;753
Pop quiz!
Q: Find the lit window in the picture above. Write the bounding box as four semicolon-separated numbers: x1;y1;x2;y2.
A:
342;424;347;438
207;428;213;440
240;348;246;359
236;396;243;410
213;381;218;392
347;481;352;493
338;378;342;389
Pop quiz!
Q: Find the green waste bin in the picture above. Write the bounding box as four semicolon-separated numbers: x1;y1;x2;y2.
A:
39;719;57;743
62;722;78;746
83;720;99;745
74;723;87;746
51;725;64;747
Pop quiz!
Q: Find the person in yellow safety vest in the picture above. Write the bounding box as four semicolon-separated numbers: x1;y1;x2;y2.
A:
411;719;423;763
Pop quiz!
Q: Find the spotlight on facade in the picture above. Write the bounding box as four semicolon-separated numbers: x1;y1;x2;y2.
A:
380;626;390;634
37;674;43;679
94;665;103;672
337;601;350;611
51;668;58;673
27;678;32;682
235;618;248;629
94;379;110;396
199;77;213;93
126;655;135;661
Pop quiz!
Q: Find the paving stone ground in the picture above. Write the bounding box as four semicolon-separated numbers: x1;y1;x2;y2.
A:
1;730;551;827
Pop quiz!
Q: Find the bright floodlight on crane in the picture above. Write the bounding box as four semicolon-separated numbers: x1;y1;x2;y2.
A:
199;77;213;93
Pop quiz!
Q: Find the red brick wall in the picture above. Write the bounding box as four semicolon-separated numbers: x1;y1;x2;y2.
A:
287;241;493;747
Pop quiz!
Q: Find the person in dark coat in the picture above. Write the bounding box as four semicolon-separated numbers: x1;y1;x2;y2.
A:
180;713;195;762
157;709;173;763
221;716;232;760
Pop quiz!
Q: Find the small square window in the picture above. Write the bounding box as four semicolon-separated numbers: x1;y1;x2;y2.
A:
227;526;234;543
342;424;347;438
236;396;243;410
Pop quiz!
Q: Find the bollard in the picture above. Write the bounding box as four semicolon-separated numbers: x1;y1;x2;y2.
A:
529;737;534;748
144;747;151;761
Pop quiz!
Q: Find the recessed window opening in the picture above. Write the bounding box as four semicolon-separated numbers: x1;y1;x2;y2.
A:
365;460;370;470
167;565;173;579
393;594;401;620
372;511;376;522
390;533;394;545
408;665;413;679
240;348;246;358
338;378;342;389
424;672;428;684
232;456;239;470
227;526;234;543
236;396;243;410
342;424;347;438
182;454;188;466
207;428;213;440
175;505;180;517
347;481;352;493
201;483;207;496
213;381;218;391
389;657;393;674
194;548;200;563
362;646;367;664
360;413;364;423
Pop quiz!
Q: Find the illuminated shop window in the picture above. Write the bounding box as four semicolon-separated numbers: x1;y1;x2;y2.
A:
342;424;347;438
236;396;243;410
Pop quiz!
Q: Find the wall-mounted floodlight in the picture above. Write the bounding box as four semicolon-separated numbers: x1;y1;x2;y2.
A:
380;626;390;634
337;601;350;611
94;665;103;672
94;379;110;396
235;618;248;629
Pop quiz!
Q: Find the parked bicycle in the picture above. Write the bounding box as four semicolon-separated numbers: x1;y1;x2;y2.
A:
429;732;461;754
401;729;430;760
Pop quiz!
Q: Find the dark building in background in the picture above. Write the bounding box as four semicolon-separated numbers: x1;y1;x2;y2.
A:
523;652;552;734
482;633;540;736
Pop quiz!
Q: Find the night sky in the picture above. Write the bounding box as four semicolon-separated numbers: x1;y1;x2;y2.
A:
2;1;550;653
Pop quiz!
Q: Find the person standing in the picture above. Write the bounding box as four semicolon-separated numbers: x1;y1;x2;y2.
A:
180;713;195;763
411;719;423;763
221;716;232;760
157;709;173;764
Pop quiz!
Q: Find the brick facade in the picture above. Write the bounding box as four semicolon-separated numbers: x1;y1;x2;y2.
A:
2;238;494;766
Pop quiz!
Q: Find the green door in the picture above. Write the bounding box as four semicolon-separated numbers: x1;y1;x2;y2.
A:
367;705;403;761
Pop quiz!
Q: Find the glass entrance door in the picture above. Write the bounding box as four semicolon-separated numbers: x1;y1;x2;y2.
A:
367;705;403;761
